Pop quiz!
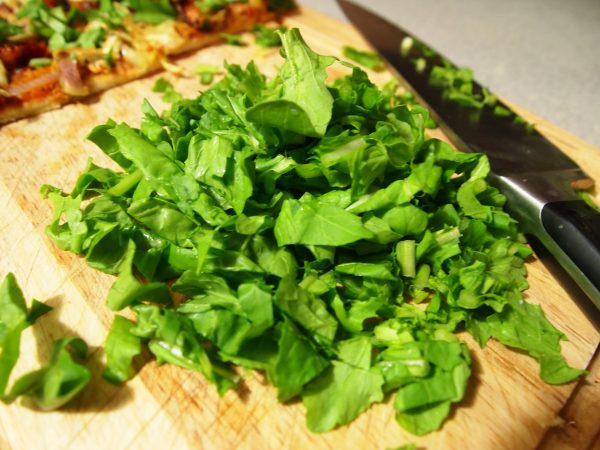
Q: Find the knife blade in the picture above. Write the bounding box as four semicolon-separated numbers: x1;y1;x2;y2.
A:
338;0;600;310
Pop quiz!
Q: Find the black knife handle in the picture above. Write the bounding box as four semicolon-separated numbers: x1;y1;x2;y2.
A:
540;199;600;305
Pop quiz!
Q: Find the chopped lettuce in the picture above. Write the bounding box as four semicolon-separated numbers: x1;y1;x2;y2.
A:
38;28;584;435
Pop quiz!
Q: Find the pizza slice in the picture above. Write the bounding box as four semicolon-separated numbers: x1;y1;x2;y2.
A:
0;0;295;124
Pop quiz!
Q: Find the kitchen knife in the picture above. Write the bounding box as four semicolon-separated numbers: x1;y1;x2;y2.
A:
337;0;600;310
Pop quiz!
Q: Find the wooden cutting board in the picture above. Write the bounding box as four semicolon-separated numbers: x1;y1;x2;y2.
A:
0;7;599;450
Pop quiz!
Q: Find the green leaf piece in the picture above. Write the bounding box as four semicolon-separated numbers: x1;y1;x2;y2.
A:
246;28;335;137
106;240;171;311
274;194;373;246
0;274;29;396
303;337;384;432
342;46;385;71
466;299;586;384
271;319;329;401
103;315;143;384
3;338;91;411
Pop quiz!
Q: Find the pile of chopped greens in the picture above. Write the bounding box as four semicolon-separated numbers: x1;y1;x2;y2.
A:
31;29;584;435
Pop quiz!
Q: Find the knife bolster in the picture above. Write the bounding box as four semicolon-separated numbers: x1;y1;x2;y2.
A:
491;173;600;310
540;200;600;309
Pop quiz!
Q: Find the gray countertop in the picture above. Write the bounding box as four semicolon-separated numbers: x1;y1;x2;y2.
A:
298;0;600;149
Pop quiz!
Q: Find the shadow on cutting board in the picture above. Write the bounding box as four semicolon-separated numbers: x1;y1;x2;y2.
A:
527;236;600;330
30;295;135;413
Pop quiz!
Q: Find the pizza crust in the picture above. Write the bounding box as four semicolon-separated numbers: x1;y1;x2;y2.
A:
0;1;283;125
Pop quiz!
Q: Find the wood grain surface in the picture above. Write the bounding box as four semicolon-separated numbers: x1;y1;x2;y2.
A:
0;7;599;450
